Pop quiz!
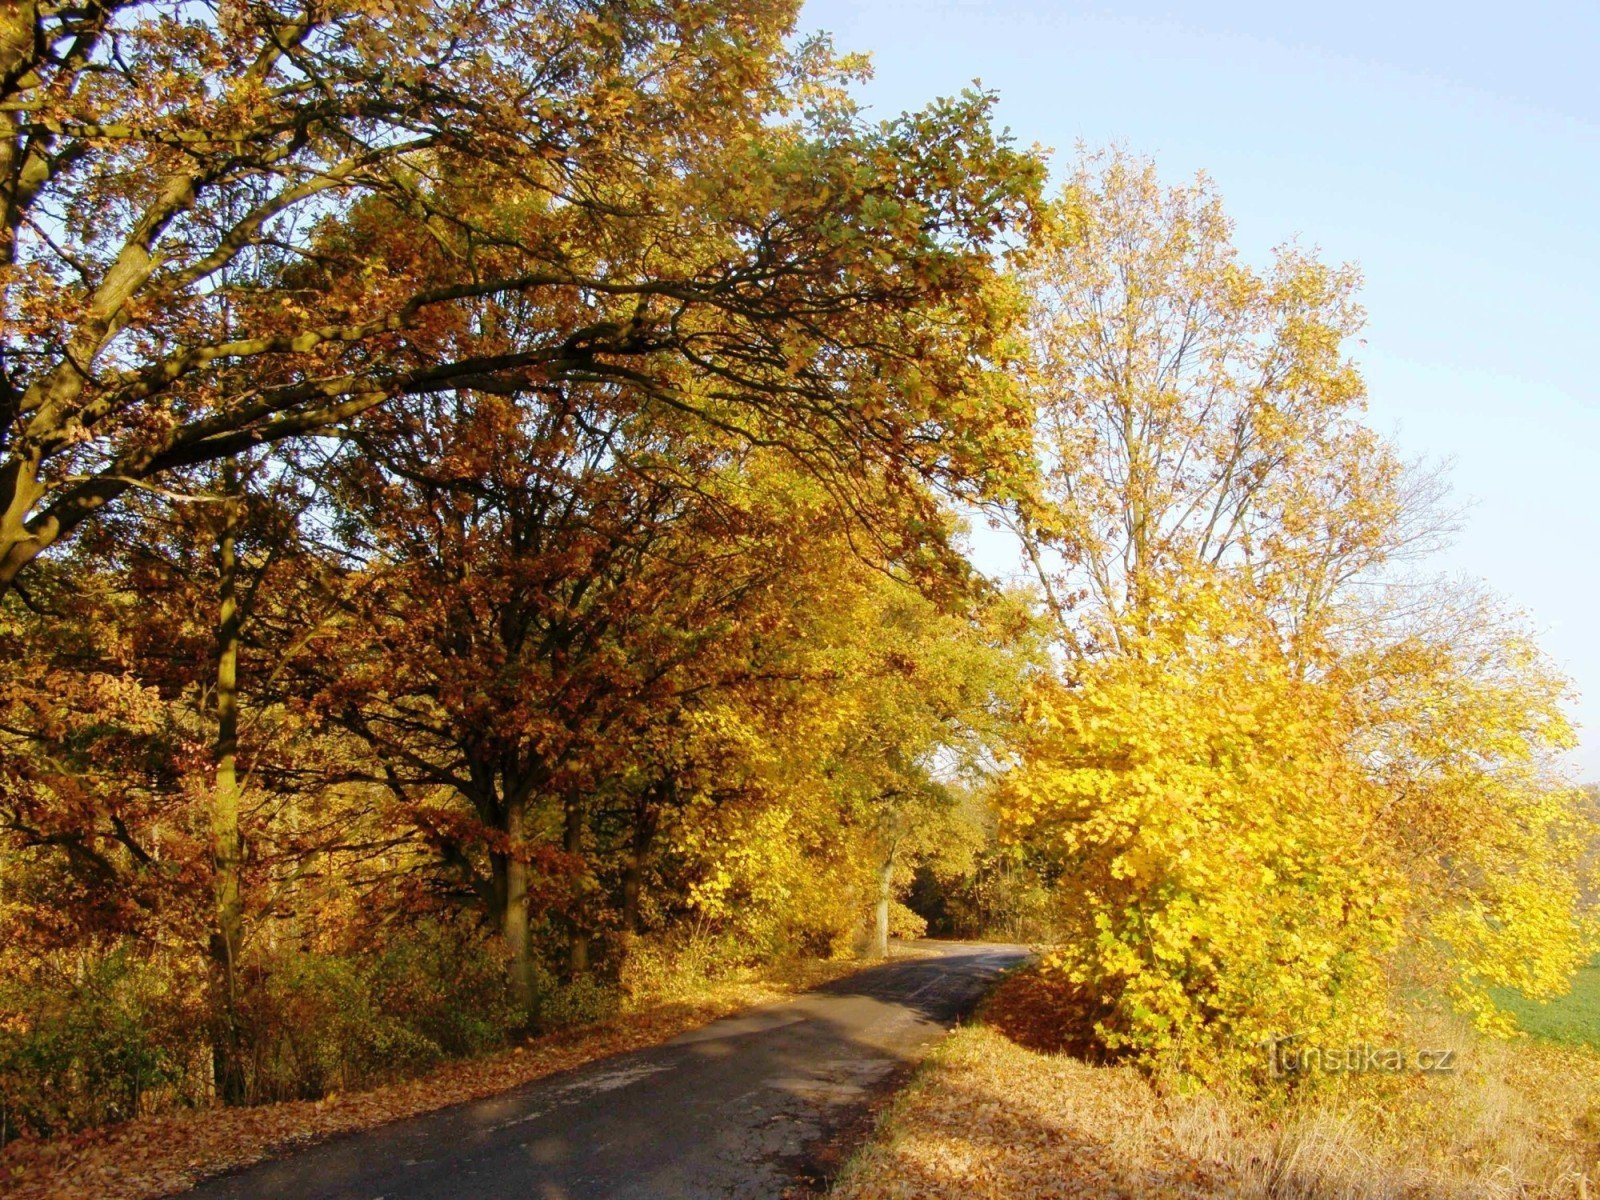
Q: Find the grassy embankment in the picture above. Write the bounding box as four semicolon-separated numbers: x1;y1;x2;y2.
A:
834;965;1600;1200
1493;958;1600;1051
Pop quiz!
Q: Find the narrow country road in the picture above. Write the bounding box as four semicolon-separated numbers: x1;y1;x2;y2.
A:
182;941;1027;1200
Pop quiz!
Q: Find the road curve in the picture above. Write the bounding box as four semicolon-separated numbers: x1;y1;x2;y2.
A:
182;941;1028;1200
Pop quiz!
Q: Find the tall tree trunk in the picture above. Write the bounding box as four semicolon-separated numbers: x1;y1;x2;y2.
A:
501;793;535;1014
874;854;895;959
0;1;40;590
209;468;245;1104
620;783;662;935
0;1;37;273
620;859;643;936
564;795;588;977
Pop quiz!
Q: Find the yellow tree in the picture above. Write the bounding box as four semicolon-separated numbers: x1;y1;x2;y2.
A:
1000;582;1401;1079
1013;149;1419;649
1338;585;1596;1028
652;534;1035;963
1004;149;1595;1080
1001;574;1593;1080
798;568;1033;958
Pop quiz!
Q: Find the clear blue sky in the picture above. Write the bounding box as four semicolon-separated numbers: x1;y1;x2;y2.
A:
797;0;1600;781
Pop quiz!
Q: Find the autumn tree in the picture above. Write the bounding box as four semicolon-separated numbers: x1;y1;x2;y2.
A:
800;573;1032;958
1336;584;1596;1028
0;449;374;1096
638;554;1033;963
0;0;1041;595
290;371;890;1005
1002;150;1595;1080
1002;587;1399;1076
0;557;203;948
1011;149;1436;649
0;0;1045;1115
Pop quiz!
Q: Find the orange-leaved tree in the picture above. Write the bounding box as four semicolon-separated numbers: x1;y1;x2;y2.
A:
0;0;1043;592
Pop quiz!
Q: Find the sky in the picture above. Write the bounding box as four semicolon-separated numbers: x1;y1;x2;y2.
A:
796;0;1600;781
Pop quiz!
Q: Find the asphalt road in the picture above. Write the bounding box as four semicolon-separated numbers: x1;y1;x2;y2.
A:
182;941;1028;1200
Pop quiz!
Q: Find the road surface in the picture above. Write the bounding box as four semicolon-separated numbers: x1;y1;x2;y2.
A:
183;941;1027;1200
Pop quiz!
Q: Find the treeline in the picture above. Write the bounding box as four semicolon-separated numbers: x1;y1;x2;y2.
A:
0;0;1042;1136
0;0;1592;1142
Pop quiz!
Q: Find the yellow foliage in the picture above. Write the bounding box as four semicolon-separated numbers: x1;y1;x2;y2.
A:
1001;580;1595;1082
1005;149;1596;1084
1001;589;1399;1080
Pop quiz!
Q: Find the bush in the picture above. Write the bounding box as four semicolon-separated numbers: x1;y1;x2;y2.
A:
528;971;619;1032
0;921;522;1134
367;922;519;1059
928;853;1063;943
242;953;432;1101
889;900;928;940
240;922;519;1102
0;946;206;1140
617;928;744;1004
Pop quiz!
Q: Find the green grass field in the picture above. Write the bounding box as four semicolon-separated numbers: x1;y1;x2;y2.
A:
1493;958;1600;1048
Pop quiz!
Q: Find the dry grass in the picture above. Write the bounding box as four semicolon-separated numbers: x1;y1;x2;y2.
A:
0;953;880;1200
834;972;1600;1200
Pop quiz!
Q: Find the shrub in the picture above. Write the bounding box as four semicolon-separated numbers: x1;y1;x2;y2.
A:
889;900;928;940
0;920;523;1133
528;971;619;1032
240;922;519;1102
0;946;206;1140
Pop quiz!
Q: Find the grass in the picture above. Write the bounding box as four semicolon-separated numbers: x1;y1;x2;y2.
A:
1492;958;1600;1049
832;968;1600;1200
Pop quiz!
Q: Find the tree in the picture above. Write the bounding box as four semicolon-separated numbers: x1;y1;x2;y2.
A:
1002;150;1596;1081
0;2;1048;1125
0;0;1041;593
1012;149;1431;650
1002;580;1594;1079
1000;588;1400;1077
644;555;1031;962
803;575;1030;958
0;447;357;1098
293;370;884;1005
1337;584;1597;1028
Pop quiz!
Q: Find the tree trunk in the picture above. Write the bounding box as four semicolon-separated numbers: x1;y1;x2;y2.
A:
564;795;588;977
501;793;535;1014
209;471;246;1104
620;784;662;935
0;2;43;592
874;855;894;959
620;861;643;936
0;1;36;274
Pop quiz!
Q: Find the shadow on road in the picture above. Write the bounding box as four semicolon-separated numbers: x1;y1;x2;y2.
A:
182;941;1028;1200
